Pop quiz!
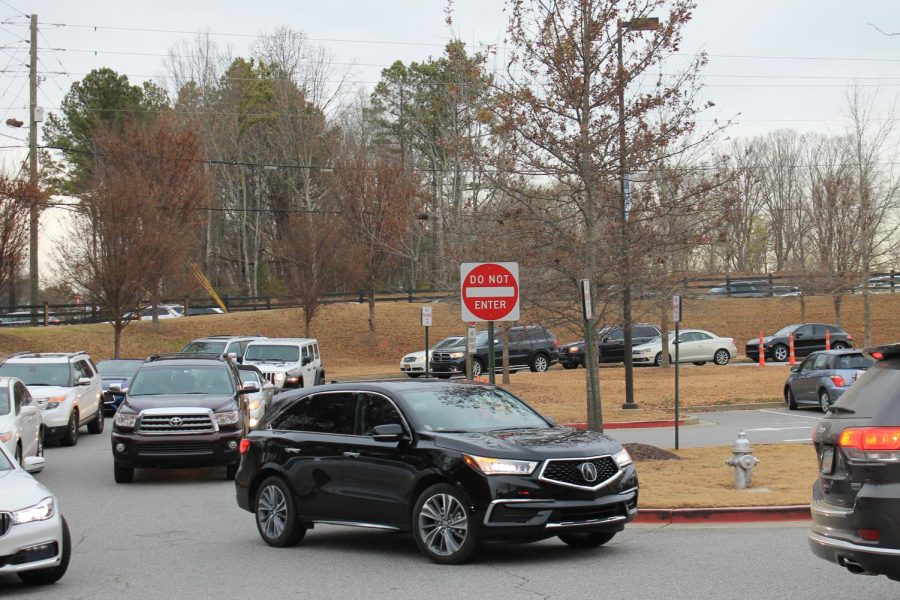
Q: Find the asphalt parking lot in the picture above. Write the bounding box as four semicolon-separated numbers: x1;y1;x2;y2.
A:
3;423;897;599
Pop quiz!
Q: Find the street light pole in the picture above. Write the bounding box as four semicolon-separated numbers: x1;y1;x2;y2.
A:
28;14;39;307
617;16;659;411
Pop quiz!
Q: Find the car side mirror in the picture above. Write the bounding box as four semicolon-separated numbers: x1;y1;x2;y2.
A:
263;383;275;391
302;356;312;366
791;366;799;373
23;456;45;473
109;383;122;393
372;423;405;442
240;382;260;394
21;405;37;417
76;377;92;386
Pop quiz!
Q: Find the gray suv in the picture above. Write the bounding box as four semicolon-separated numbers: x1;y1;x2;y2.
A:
785;350;874;412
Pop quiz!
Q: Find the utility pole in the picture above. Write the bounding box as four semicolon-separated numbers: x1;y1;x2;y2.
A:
28;13;39;306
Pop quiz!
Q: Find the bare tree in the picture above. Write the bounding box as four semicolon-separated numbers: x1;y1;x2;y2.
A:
0;175;32;299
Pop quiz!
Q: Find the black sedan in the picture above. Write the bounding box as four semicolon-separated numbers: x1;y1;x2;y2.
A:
746;323;852;362
235;380;638;564
808;343;900;581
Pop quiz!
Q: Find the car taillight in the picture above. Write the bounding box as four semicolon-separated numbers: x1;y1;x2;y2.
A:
871;351;884;360
239;438;251;455
847;334;853;341
830;375;846;387
839;427;900;462
858;529;881;542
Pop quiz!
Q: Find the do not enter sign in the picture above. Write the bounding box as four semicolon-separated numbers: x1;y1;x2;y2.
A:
460;262;520;322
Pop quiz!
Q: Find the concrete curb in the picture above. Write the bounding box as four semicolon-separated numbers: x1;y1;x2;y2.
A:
689;401;785;413
563;416;700;430
635;504;811;524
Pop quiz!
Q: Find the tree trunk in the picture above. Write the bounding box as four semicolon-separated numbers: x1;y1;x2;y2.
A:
367;289;376;336
114;323;122;359
799;293;807;323
832;294;842;326
660;299;670;368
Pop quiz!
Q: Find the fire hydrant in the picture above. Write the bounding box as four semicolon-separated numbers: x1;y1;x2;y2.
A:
725;431;760;489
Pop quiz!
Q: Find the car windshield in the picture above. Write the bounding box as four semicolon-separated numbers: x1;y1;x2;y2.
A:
129;366;234;396
240;371;262;386
180;341;227;355
244;345;300;362
0;362;71;386
97;360;141;378
772;324;799;337
399;386;549;432
834;354;874;370
432;337;463;351
0;449;12;471
0;388;8;415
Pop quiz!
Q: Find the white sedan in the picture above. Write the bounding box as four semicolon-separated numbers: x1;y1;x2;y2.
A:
400;336;464;377
633;329;738;367
0;443;71;585
0;376;44;465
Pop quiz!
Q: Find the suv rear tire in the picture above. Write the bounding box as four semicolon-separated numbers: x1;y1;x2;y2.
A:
558;531;616;548
530;353;549;373
60;410;79;447
87;408;104;434
255;476;306;547
413;484;477;565
472;358;484;378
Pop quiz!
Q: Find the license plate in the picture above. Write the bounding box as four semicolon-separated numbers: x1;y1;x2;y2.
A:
820;446;835;475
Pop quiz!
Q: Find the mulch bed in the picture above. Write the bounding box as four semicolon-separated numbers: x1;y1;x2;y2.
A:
624;443;681;461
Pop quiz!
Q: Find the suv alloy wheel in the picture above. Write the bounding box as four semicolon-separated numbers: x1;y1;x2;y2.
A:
255;476;306;547
772;344;789;362
714;349;730;366
472;359;483;378
413;484;477;565
530;353;549;373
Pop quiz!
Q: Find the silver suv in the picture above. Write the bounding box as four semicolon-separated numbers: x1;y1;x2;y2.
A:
180;335;267;362
0;351;104;446
242;338;324;392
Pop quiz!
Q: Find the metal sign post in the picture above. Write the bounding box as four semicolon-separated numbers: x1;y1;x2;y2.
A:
466;323;476;379
581;279;602;432
672;295;682;450
487;321;496;385
422;306;433;379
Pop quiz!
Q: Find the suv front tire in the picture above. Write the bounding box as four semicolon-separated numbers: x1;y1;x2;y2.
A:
60;410;79;447
413;483;477;565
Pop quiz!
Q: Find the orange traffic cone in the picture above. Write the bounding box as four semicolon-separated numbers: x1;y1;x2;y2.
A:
789;333;796;366
825;329;831;350
758;332;765;367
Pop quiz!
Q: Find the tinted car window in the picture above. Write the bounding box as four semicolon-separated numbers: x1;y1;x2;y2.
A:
813;354;829;370
834;354;874;370
356;393;403;436
0;387;8;415
400;386;548;432
794;325;813;337
74;360;93;380
605;328;624;341
798;355;815;372
98;360;141;378
826;325;844;334
0;362;71;386
182;341;227;355
811;325;825;336
636;326;659;337
130;366;234;396
832;360;900;413
508;329;527;343
275;392;354;434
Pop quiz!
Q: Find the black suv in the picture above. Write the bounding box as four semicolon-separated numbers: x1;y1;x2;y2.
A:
746;323;852;362
808;343;900;580
560;324;660;367
429;325;559;378
706;280;772;298
111;353;254;483
236;380;637;564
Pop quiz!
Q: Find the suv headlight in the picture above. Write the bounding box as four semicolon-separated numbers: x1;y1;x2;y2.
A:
216;410;240;425
248;399;261;411
612;448;633;468
115;413;138;429
463;454;538;476
11;497;55;525
567;346;580;354
273;372;286;384
448;352;465;359
46;395;67;410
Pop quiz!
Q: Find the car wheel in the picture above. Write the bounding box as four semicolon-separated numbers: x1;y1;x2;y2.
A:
772;344;789;362
407;373;422;378
692;361;706;366
832;342;847;350
472;359;484;378
255;476;306;547
226;462;238;480
60;410;79;447
114;463;134;483
558;531;616;548
530;353;549;373
654;353;663;367
786;387;798;410
413;483;477;565
17;516;71;585
714;349;730;366
87;407;104;434
819;389;831;413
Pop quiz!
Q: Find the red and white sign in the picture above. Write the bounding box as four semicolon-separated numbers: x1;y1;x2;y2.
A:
460;262;520;322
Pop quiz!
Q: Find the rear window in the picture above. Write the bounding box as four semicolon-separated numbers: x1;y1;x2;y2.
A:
181;341;227;355
832;360;900;414
245;345;300;362
833;354;874;370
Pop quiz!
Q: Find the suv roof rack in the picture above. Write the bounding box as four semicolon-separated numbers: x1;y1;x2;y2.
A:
3;350;88;361
206;334;266;339
147;352;226;362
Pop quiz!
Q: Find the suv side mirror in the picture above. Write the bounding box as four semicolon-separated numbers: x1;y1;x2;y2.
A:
302;356;312;366
240;382;260;394
372;423;405;442
76;377;92;386
23;456;45;473
21;405;37;417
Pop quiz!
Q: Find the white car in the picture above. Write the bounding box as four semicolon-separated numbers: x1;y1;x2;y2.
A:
243;338;324;392
0;443;70;585
0;377;44;465
237;365;275;429
400;336;465;377
124;304;184;321
0;352;105;447
632;329;738;367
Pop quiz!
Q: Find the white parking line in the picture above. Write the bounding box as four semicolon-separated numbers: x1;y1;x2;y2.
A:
757;409;823;420
745;426;811;432
783;438;813;443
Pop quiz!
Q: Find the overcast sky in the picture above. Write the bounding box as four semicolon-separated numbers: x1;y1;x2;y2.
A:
3;0;900;284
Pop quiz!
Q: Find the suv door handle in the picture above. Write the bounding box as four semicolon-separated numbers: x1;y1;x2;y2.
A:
285;447;302;454
343;451;360;458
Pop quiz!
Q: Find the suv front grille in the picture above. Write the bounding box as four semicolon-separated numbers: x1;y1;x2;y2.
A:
540;456;619;490
262;372;279;385
0;513;9;537
138;412;216;435
432;352;452;361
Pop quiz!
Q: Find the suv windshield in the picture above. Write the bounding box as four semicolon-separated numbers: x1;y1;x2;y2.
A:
181;341;228;355
97;360;142;378
772;324;799;337
400;386;549;432
432;337;463;351
245;345;300;362
129;365;234;396
834;354;873;370
0;388;8;415
0;362;71;386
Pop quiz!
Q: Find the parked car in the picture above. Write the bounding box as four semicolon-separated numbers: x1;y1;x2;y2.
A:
632;329;737;367
97;359;143;415
183;306;225;316
851;275;895;295
808;342;900;580
746;323;852;362
180;335;267;362
772;285;802;297
784;350;874;412
705;280;772;298
242;338;324;391
597;324;663;364
0;377;44;465
123;304;184;321
0;351;104;447
235;380;638;564
0;443;70;585
237;364;275;429
400;335;464;377
111;353;253;483
0;311;61;327
429;325;559;378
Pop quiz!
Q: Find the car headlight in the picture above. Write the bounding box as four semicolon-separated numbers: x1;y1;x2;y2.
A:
612;448;633;468
0;431;10;443
285;376;300;384
448;352;465;359
463;454;538;476
567;346;580;353
634;348;651;355
248;399;261;411
273;372;286;384
215;410;240;425
115;413;138;429
11;496;55;525
46;395;66;410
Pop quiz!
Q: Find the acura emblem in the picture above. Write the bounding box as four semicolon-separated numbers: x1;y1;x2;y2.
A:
169;417;184;428
579;462;598;482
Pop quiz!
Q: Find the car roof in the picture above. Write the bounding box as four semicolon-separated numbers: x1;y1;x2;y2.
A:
811;349;865;356
246;338;315;345
99;358;144;362
3;351;88;363
284;379;491;397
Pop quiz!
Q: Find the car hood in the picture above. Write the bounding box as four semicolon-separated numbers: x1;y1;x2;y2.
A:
245;362;297;372
26;385;73;399
746;336;773;345
433;427;622;460
0;469;52;511
403;351;427;361
120;394;237;413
